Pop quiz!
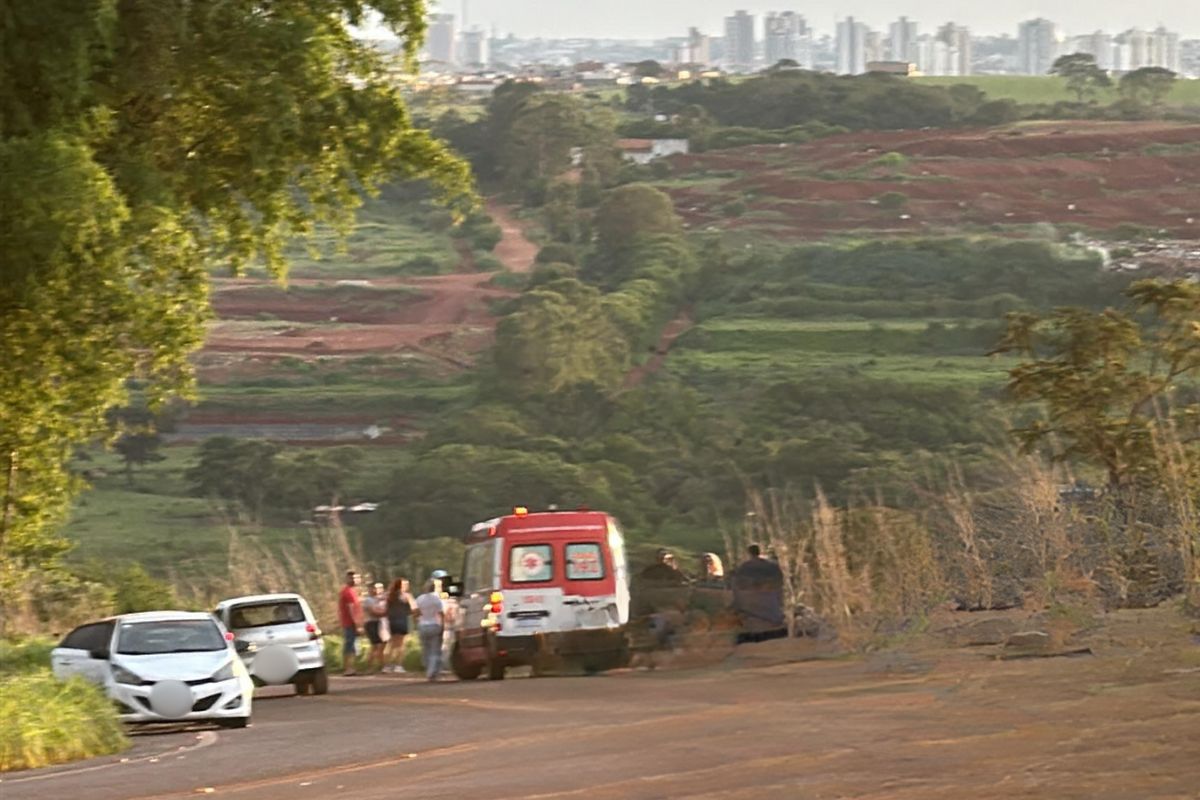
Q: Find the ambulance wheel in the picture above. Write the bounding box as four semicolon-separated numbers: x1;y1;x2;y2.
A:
452;645;482;681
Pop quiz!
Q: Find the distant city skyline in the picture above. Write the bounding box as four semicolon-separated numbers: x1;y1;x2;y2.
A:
423;2;1199;40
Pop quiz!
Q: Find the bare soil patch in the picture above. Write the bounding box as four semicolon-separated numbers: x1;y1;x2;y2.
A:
667;121;1200;238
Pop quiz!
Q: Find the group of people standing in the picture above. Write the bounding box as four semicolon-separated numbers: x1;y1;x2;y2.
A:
634;544;787;644
336;569;455;681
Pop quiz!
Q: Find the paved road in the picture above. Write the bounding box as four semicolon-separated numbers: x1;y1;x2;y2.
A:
4;630;1199;800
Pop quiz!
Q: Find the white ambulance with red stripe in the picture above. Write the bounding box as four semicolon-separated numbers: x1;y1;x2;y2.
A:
448;507;631;679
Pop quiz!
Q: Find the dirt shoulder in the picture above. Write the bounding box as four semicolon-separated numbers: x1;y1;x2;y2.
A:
9;605;1196;800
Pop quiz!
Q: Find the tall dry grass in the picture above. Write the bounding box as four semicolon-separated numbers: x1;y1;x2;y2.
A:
731;486;941;643
176;512;364;630
734;427;1200;646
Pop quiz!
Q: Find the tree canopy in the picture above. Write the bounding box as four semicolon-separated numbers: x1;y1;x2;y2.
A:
0;0;471;618
1050;53;1111;103
1118;67;1177;106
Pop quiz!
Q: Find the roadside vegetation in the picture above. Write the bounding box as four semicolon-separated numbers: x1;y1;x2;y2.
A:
5;28;1197;727
0;640;127;772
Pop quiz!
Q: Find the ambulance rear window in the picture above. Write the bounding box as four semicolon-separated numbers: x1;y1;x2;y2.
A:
565;543;605;581
510;544;553;583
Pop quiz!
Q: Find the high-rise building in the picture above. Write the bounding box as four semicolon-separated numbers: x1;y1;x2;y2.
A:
836;17;869;75
1017;18;1057;74
938;23;972;76
1115;27;1183;72
681;26;712;66
1150;26;1182;72
459;28;489;67
724;10;756;70
764;11;811;68
888;17;918;63
425;13;457;64
1067;31;1116;70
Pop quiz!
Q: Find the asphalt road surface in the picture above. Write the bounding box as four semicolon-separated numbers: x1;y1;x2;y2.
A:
4;623;1199;800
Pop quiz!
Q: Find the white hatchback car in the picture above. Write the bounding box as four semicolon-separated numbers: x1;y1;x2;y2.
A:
51;611;253;727
213;593;327;695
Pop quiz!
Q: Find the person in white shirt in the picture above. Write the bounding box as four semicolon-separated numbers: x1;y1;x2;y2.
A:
414;582;446;681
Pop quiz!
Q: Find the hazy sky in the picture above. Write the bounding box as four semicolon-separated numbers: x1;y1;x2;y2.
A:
436;1;1199;39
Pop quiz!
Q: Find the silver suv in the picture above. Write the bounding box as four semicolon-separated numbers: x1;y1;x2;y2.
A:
213;593;328;695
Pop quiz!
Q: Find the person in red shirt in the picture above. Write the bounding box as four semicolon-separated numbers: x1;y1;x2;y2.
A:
337;570;364;676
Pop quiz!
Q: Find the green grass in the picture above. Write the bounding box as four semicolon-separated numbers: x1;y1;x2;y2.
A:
0;638;55;675
663;314;1013;391
668;348;1009;389
0;673;128;772
229;195;462;280
914;75;1200;107
63;445;410;577
196;379;473;419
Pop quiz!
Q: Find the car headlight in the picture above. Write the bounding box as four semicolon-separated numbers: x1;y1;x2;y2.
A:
112;664;146;685
211;660;236;682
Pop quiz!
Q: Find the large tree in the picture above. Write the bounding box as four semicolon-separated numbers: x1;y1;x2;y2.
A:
1118;66;1177;106
1050;53;1111;103
0;1;471;619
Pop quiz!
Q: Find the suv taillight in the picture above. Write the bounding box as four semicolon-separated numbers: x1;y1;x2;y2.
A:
305;623;321;640
489;591;503;614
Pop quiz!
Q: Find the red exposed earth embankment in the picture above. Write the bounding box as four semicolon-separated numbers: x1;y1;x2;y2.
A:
667;121;1200;237
203;202;538;361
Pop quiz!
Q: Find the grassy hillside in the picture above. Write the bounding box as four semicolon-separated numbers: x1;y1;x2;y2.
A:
914;75;1200;107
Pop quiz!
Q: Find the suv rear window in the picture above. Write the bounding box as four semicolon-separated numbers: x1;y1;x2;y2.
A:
565;543;605;580
228;601;305;629
509;544;553;583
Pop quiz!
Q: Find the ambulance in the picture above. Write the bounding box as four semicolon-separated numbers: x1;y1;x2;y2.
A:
448;507;631;679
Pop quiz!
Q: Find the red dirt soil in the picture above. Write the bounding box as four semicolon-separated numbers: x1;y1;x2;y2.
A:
666;121;1200;238
202;200;540;361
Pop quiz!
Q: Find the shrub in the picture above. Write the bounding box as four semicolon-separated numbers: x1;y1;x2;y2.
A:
468;223;503;252
0;673;128;771
722;199;747;217
400;255;443;275
474;254;503;272
0;638;54;674
875;191;909;210
536;242;577;265
110;565;179;614
488;270;530;291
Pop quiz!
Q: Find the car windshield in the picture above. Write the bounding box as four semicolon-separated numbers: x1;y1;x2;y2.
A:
116;620;226;655
227;601;305;629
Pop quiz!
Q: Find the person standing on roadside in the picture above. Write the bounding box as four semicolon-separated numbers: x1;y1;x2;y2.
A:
430;569;459;667
415;580;445;681
731;544;786;644
362;581;389;674
384;577;414;674
338;570;364;676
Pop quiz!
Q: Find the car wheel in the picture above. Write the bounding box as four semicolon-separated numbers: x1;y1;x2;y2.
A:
451;645;482;680
217;716;250;729
310;667;329;695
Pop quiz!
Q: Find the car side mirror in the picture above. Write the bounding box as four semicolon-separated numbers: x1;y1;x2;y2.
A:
445;581;463;598
88;649;108;661
234;639;254;655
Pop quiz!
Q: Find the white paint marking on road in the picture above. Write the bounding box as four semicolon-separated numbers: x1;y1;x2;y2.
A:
2;731;220;784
